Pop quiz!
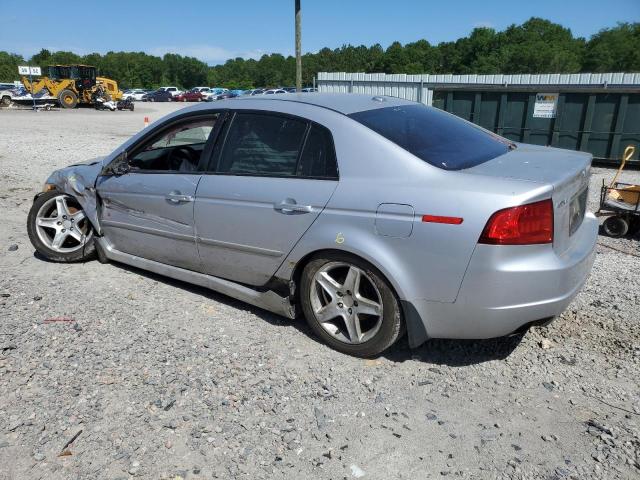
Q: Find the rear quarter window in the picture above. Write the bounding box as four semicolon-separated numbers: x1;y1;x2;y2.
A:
349;104;512;170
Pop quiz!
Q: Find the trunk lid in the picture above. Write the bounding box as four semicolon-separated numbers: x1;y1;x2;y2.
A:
466;143;592;254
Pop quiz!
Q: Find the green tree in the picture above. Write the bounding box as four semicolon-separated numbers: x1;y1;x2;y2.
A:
584;22;640;72
499;18;584;73
0;17;637;90
0;52;24;82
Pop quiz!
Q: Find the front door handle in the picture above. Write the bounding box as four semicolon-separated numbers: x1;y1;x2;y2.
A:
166;191;194;204
274;199;313;214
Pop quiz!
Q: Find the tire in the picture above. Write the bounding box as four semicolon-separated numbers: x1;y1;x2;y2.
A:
27;191;96;262
1;95;11;106
58;89;78;109
602;216;629;237
300;252;403;357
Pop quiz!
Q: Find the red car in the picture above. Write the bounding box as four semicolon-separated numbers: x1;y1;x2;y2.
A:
176;88;209;102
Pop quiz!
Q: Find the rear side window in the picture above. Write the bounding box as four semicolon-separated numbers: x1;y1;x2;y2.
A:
298;124;338;179
217;113;307;176
349;105;512;170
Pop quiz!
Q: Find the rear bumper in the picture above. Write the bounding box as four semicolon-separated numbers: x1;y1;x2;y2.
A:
406;212;598;341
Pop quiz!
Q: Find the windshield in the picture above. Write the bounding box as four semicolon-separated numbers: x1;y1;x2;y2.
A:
349;104;513;170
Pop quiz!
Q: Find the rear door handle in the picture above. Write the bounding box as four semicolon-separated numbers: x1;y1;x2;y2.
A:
165;191;194;204
274;199;313;214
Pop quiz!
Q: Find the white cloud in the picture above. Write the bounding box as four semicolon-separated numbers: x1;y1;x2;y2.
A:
473;21;495;29
149;45;268;64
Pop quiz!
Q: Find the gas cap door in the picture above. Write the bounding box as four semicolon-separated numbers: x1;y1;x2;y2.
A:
375;203;415;238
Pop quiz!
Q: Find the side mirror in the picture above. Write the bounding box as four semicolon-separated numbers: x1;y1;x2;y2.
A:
101;151;130;176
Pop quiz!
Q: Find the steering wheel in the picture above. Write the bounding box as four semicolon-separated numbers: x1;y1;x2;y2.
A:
167;145;198;170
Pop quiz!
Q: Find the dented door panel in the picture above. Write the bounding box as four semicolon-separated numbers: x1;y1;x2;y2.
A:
96;173;202;271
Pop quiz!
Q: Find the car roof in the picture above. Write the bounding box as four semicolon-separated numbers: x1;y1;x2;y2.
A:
235;92;415;115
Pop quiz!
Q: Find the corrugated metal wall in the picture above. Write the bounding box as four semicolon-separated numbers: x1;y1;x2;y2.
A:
318;71;640;90
317;72;640;165
318;73;432;104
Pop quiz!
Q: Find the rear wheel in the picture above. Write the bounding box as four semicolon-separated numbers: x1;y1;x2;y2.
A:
300;253;403;357
602;216;629;237
27;191;95;262
58;89;78;109
1;95;11;106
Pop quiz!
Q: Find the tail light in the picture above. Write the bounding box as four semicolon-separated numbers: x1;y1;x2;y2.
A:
479;199;553;245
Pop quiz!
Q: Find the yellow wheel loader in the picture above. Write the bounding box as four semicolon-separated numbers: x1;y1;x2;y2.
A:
21;65;122;109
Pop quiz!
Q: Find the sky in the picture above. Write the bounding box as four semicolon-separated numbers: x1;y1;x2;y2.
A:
0;0;637;65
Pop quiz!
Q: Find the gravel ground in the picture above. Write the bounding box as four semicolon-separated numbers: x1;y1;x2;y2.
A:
0;103;639;480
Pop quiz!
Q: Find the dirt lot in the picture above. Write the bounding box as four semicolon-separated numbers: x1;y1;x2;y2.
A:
0;102;639;480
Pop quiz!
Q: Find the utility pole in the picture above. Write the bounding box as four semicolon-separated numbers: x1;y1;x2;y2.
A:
295;0;302;91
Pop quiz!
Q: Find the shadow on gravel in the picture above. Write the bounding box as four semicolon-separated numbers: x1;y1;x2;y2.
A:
383;333;525;367
84;260;525;367
111;261;313;329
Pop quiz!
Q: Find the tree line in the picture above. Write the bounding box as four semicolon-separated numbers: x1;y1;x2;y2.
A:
0;18;638;90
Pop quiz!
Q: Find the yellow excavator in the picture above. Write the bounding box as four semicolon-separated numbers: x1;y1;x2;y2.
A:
21;65;122;108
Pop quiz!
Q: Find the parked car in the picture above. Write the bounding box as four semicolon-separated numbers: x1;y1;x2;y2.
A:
205;90;235;101
0;82;23;105
264;89;287;94
26;94;597;357
159;86;182;97
122;89;148;101
141;89;174;102
230;90;246;97
282;87;297;93
301;87;318;93
244;89;265;96
2;86;55;106
0;87;15;106
176;88;209;102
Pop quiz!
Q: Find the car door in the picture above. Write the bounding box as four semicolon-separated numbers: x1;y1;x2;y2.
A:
194;111;339;286
97;113;221;271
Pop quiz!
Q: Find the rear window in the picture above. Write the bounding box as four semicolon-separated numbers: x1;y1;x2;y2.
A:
349;104;512;170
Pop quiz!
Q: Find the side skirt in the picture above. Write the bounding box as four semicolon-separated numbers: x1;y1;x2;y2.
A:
96;238;296;319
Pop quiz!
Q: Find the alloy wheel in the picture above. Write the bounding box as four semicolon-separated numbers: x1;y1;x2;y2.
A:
35;194;92;253
310;262;383;344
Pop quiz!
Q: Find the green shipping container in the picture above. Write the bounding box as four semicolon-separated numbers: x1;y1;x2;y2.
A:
432;89;640;166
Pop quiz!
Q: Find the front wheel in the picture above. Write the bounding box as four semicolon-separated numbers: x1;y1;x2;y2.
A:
300;253;403;357
58;89;78;108
27;191;96;262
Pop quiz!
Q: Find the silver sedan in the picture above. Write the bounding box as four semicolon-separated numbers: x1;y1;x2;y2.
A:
27;94;598;357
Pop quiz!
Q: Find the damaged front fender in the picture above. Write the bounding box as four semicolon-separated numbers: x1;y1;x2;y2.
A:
44;157;105;235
